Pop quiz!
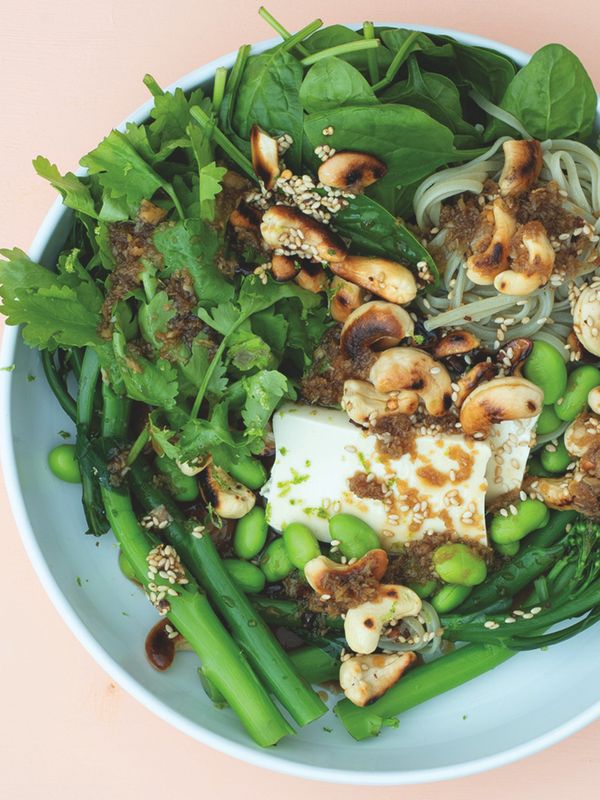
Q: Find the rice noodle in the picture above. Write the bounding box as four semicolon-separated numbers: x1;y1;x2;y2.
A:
414;136;600;347
380;602;443;661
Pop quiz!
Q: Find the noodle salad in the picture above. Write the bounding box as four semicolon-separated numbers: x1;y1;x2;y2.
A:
2;9;600;746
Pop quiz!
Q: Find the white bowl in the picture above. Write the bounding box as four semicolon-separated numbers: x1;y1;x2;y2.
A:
3;24;600;786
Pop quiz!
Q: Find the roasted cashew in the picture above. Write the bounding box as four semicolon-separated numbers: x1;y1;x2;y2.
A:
498;139;543;197
304;550;388;596
340;301;414;361
459;376;543;436
330;276;366;323
344;585;422;654
342;379;418;426
250;125;280;190
466;198;517;285
494;221;555;296
573;279;600;357
369;347;453;416
318;151;387;193
331;256;417;305
261;204;347;263
339;652;416;707
432;330;480;359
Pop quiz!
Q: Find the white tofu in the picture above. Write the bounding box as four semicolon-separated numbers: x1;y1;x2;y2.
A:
485;416;539;503
264;403;491;548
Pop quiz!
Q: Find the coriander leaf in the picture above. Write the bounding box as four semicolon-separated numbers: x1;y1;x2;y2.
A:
197;299;239;334
112;332;178;409
177;338;228;399
251;310;289;358
241;370;291;446
226;329;276;372
153;219;234;306
80;130;172;217
138;290;176;350
199;161;227;221
237;274;323;319
0;248;103;350
148;85;209;148
33;157;99;219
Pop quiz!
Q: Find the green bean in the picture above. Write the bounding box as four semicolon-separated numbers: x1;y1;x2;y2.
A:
118;549;137;582
224;559;266;594
540;437;571;473
431;584;472;613
555;365;600;421
432;543;487;587
260;538;294;583
407;579;438;599
48;444;81;483
490;499;549;544
228;457;267;490
155;455;199;502
328;513;380;560
536;405;562;435
494;541;520;557
523;340;567;405
283;522;321;569
233;507;268;560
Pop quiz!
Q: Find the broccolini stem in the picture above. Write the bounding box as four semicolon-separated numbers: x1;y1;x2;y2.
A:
41;350;76;422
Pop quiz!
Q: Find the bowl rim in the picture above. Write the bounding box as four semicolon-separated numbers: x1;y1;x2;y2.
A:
2;22;600;786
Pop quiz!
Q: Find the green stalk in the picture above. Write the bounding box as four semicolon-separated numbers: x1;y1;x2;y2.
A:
277;19;323;56
211;67;228;112
129;461;327;727
371;30;420;91
258;7;311;57
290;645;340;684
362;21;379;84
125;427;149;467
143;74;164;97
41;350;77;422
335;644;514;740
301;39;379;67
252;596;344;634
190;105;256;181
100;387;292;747
75;348;109;537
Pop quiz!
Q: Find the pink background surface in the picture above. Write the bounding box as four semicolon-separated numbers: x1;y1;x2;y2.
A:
1;1;599;796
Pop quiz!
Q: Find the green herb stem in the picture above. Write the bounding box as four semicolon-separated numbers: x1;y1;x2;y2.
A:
125;426;150;467
301;38;380;67
278;18;323;57
362;21;379;84
190;105;256;181
143;74;165;98
258;6;311;57
212;67;228;112
41;350;77;422
371;30;420;92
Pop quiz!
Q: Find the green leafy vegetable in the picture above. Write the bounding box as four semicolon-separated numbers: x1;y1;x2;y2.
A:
299;57;377;113
32;157;99;219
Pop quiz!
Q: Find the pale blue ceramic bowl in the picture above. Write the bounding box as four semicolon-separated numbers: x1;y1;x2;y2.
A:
2;24;600;785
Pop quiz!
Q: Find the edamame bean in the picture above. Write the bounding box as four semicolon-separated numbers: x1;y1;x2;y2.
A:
431;584;472;614
432;543;487;587
494;541;520;557
540;437;571;473
523;341;567;405
48;444;81;483
283;523;321;570
407;579;438;599
526;454;552;477
223;559;266;593
233;507;268;560
555;365;600;421
228;457;267;490
155;455;199;502
259;538;294;583
536;405;562;436
118;549;137;582
328;513;380;560
490;498;549;545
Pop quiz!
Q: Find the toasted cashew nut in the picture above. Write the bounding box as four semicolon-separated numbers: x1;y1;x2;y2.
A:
340;301;414;360
573;280;600;357
139;200;168;226
498;139;543;197
340;652;416;707
261;205;347;263
229;200;263;232
271;254;297;281
369;347;453;416
331;256;417;305
467;199;517;285
502;338;534;376
330;276;366;322
318;151;387;193
589;387;600;415
494;221;555;296
432;330;480;359
304;550;388;596
200;465;256;519
250;125;280;190
342;379;418;426
295;262;329;293
459;376;544;436
530;476;575;509
344;585;422;654
564;412;600;475
454;361;497;408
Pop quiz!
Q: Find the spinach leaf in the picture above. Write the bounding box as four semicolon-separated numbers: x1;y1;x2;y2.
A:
304;104;457;212
441;39;516;103
303;25;393;72
232;49;304;170
486;44;597;141
380;28;454;63
300;57;377;113
334;195;439;284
